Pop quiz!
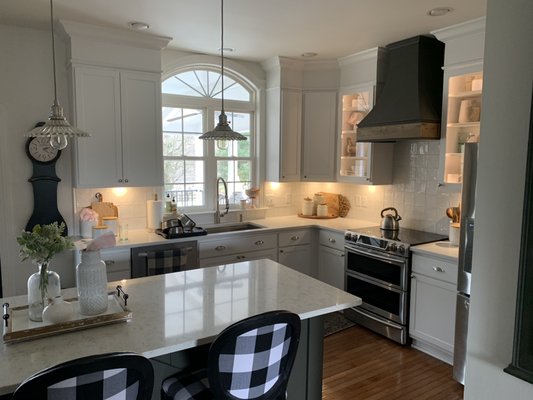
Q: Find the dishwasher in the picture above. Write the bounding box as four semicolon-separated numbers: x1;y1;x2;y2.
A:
130;240;199;278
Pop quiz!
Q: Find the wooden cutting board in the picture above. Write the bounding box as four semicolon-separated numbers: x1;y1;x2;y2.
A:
91;201;118;225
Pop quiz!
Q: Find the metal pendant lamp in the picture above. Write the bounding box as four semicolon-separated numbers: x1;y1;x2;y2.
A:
199;0;246;141
26;0;90;149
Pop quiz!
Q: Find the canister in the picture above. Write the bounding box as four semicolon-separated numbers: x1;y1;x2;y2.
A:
317;203;328;217
302;198;314;216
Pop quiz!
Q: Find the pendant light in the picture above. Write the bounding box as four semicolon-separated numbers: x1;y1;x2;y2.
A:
26;0;90;149
199;0;246;141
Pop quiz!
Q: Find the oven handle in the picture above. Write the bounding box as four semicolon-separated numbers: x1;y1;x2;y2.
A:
352;307;404;330
347;271;404;293
344;244;407;265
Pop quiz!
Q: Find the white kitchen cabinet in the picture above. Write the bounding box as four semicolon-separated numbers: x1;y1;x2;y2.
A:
199;232;277;267
278;229;314;276
72;65;163;188
317;230;345;289
301;91;337;181
409;253;458;364
432;18;485;189
100;247;131;282
337;85;393;185
438;66;483;187
265;88;302;182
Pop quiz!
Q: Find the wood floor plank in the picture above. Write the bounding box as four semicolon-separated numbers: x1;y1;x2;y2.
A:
322;325;464;400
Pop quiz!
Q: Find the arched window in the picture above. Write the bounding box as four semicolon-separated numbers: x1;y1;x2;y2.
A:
162;66;256;211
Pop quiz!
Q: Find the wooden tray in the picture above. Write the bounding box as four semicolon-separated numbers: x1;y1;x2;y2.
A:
2;286;131;344
297;213;338;220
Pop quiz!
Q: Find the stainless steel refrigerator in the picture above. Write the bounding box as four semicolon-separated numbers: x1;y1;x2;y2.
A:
453;142;478;384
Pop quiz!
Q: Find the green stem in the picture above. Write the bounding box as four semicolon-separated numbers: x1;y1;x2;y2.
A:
39;262;49;306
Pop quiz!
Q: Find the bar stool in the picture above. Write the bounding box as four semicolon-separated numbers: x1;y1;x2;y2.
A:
12;352;154;400
161;310;301;400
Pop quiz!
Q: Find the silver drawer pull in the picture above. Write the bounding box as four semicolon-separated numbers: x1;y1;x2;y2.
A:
236;255;246;260
215;245;227;251
291;235;300;241
104;260;115;265
328;238;336;243
254;240;264;246
433;266;445;272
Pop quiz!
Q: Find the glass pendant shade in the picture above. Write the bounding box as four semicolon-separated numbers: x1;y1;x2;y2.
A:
26;0;90;148
199;0;246;142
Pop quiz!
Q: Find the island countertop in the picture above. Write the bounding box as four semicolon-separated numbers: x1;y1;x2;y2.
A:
0;259;361;395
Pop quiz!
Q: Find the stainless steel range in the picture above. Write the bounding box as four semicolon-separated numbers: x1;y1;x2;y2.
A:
344;226;447;344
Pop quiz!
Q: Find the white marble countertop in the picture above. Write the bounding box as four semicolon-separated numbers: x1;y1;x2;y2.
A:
0;259;361;395
411;241;459;262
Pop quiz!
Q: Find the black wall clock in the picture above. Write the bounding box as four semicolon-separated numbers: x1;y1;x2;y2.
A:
24;122;67;235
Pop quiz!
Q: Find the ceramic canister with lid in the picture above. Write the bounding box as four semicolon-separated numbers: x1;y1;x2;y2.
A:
317;203;328;217
302;198;313;216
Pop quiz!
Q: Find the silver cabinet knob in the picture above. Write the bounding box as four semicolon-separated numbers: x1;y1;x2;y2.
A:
255;240;264;246
291;235;300;241
328;238;336;243
433;266;445;272
215;245;226;251
411;274;416;279
124;179;129;183
118;179;123;183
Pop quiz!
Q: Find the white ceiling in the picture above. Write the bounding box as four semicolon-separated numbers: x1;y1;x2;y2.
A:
0;0;486;62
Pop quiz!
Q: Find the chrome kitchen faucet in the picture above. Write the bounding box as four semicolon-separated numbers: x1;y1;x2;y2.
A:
215;177;229;224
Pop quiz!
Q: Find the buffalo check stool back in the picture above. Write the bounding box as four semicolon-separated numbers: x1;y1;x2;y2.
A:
12;352;154;400
162;310;301;400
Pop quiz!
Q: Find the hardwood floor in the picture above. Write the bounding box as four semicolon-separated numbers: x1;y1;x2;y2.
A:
322;325;464;400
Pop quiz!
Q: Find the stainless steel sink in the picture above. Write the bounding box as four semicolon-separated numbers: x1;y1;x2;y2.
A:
205;223;264;234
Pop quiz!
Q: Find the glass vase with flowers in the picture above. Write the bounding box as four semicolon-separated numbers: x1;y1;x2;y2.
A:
17;222;73;321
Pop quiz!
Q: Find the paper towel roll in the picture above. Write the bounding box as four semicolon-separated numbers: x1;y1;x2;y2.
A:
146;200;164;232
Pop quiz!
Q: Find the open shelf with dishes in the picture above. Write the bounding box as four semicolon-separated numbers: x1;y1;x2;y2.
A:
441;69;483;185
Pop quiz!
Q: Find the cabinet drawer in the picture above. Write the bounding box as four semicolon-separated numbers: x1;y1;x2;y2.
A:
412;254;458;285
200;249;277;268
318;230;344;250
199;233;277;259
278;229;311;247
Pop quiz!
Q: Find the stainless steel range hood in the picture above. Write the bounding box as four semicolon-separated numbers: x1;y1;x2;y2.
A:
357;35;445;142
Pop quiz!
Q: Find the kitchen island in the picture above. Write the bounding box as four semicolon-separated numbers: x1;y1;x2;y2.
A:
0;259;361;399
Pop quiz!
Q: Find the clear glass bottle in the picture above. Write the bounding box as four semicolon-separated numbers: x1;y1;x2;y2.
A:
27;263;61;322
76;250;108;315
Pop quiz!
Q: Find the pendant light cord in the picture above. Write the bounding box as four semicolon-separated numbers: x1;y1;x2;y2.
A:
220;0;225;113
50;0;58;104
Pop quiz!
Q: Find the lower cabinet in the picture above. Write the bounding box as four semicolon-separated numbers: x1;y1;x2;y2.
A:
199;233;278;268
278;229;314;276
317;230;345;290
409;252;458;364
100;247;131;282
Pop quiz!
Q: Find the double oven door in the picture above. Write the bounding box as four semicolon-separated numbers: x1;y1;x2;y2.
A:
344;243;410;344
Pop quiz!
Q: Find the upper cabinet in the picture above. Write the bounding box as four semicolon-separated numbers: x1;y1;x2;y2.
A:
263;57;339;182
61;21;171;188
337;49;393;184
73;66;163;187
432;18;486;188
301;90;337;181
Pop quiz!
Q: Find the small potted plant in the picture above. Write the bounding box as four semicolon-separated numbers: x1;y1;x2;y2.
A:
17;222;73;321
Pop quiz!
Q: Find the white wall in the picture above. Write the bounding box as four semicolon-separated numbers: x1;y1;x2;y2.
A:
0;24;76;296
464;0;533;398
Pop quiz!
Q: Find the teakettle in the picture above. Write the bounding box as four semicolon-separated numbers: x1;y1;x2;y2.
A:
380;207;402;231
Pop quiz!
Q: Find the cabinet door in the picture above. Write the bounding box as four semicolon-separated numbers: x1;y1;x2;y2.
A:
279;245;312;276
120;71;163;186
73;66;123;187
100;247;131;282
318;246;345;290
266;88;302;182
409;273;457;357
302;91;337;181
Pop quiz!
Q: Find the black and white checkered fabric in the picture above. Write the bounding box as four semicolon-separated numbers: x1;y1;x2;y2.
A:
162;322;292;400
47;368;140;400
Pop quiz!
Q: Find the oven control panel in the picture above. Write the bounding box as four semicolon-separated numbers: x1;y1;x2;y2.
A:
344;231;409;257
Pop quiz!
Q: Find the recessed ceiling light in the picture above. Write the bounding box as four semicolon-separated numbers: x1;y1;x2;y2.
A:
128;21;150;30
301;52;318;58
427;7;454;17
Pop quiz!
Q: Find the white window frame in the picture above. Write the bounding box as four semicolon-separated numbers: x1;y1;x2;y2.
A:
162;63;259;213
